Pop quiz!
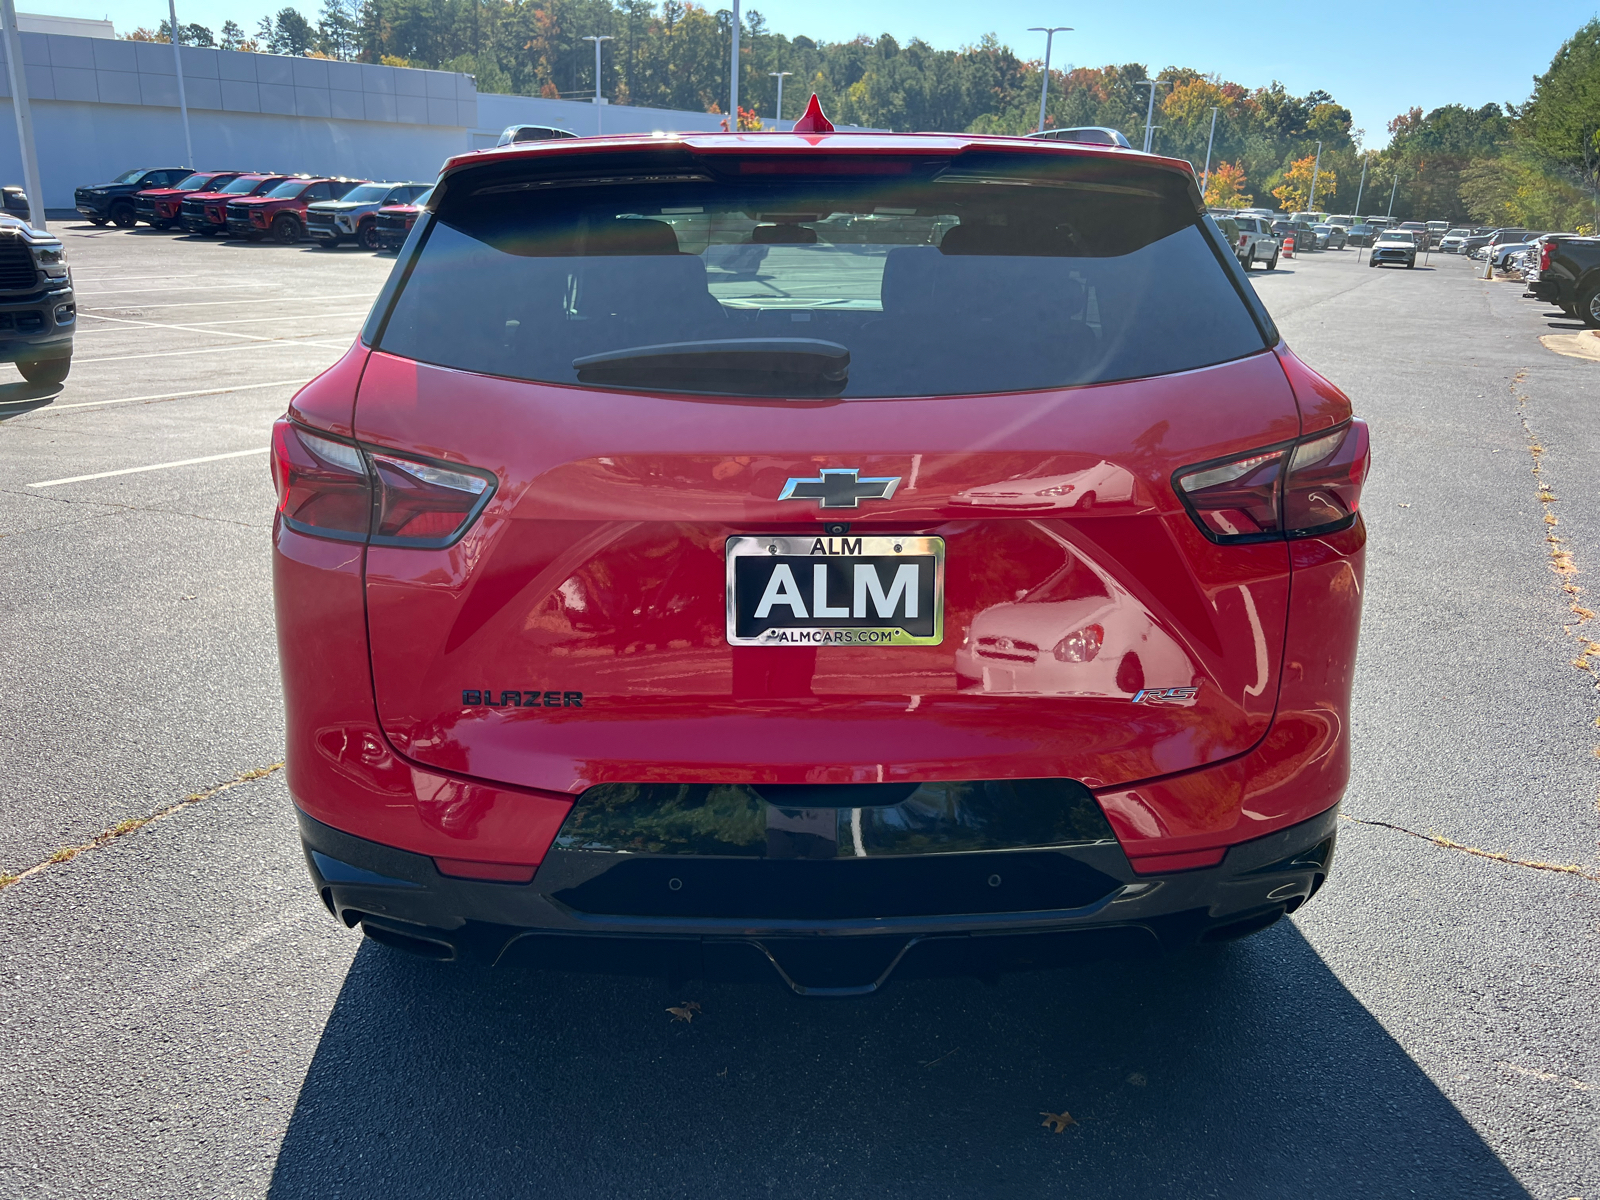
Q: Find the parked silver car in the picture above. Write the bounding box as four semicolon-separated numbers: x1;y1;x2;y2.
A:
1313;223;1347;250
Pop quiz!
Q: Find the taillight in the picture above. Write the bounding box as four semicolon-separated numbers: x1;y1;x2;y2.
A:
1540;241;1553;272
270;418;495;547
1052;624;1104;663
271;419;371;539
1174;419;1369;544
371;454;491;542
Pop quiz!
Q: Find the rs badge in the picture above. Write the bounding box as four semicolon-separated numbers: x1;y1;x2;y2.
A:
1131;686;1200;706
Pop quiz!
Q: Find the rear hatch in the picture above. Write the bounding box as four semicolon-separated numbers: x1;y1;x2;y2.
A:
351;141;1298;794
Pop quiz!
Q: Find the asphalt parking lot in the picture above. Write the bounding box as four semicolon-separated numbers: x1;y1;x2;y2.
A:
1;230;1596;1198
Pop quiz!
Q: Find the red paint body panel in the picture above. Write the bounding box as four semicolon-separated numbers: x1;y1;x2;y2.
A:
354;350;1298;795
273;522;572;863
287;340;369;439
448;130;1201;188
1099;520;1364;864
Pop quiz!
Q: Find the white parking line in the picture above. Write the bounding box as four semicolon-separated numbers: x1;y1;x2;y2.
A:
28;378;307;413
80;291;375;311
75;310;328;344
27;447;269;488
74;283;290;296
136;310;368;329
72;311;367;335
76;339;350;364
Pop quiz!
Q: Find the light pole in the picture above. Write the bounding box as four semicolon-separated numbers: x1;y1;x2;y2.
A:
1027;26;1072;133
1200;105;1219;195
1387;168;1399;219
729;0;740;129
769;70;791;123
582;34;611;134
168;0;193;169
1353;152;1368;217
1133;78;1170;154
1307;140;1322;212
0;0;44;228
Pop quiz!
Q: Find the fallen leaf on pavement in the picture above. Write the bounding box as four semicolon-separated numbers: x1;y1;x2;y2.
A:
1040;1110;1076;1133
667;1001;703;1023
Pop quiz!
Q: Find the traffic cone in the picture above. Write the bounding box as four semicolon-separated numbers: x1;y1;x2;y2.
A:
1283;236;1295;259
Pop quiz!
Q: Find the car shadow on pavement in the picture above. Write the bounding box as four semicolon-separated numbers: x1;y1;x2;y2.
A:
0;378;62;420
267;921;1528;1200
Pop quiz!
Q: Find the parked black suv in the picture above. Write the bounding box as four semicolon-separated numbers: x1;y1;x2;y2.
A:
74;168;191;228
0;216;74;384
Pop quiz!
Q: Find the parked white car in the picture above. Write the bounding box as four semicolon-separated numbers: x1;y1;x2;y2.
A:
1228;215;1280;270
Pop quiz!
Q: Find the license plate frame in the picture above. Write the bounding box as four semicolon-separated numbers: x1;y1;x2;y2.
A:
725;534;945;647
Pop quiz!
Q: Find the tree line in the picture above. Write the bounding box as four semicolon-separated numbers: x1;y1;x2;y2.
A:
125;2;1599;228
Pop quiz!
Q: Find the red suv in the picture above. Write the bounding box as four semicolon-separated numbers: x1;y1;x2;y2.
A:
226;177;364;243
135;171;244;229
372;187;431;251
180;174;288;236
272;106;1368;987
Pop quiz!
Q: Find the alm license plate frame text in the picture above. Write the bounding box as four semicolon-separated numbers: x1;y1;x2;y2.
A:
726;535;945;647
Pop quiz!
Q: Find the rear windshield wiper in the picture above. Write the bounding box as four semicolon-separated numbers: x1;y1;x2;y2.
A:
572;338;849;398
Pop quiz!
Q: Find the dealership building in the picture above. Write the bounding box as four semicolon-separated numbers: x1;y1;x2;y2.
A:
0;15;809;208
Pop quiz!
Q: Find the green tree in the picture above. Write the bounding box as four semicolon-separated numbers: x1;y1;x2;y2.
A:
1515;17;1600;226
267;7;317;55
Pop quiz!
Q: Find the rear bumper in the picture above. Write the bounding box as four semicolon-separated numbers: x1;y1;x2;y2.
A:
297;800;1338;989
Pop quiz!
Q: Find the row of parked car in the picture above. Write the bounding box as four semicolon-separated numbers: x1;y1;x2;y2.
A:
73;167;431;250
1206;209;1441;269
1484;231;1600;326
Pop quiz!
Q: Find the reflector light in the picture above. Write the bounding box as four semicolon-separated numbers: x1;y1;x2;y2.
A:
1174;419;1369;544
269;419;496;548
1052;623;1104;663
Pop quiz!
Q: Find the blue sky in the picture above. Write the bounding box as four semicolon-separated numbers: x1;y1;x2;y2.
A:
27;0;1595;146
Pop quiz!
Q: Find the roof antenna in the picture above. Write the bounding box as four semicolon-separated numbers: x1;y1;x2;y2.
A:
790;93;835;134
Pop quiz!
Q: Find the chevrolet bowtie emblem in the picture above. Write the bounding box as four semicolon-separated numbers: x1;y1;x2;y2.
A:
778;468;902;510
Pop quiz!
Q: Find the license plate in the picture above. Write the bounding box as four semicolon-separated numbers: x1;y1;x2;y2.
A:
726;535;944;647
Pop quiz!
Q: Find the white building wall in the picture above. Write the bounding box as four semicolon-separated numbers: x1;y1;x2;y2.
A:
0;100;469;202
0;30;869;206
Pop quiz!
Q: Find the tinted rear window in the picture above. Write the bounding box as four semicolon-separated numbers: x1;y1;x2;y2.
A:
375;151;1267;398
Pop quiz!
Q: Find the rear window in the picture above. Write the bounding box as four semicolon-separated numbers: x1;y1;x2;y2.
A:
375;150;1268;398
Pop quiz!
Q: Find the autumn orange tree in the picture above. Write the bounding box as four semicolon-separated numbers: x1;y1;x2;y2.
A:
1271;155;1337;212
1205;161;1252;207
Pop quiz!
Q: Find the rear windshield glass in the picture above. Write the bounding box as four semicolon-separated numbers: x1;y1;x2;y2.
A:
376;151;1267;398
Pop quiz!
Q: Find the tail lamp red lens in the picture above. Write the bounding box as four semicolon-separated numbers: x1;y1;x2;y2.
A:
1175;419;1369;544
270;418;494;547
1540;241;1552;272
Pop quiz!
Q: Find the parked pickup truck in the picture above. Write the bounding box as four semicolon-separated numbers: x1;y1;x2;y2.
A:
0;215;75;384
75;167;191;227
225;177;362;243
306;181;431;249
135;171;244;229
1529;237;1600;324
180;174;289;236
373;187;432;251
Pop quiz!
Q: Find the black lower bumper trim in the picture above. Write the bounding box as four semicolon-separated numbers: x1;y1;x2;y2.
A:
296;801;1340;991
